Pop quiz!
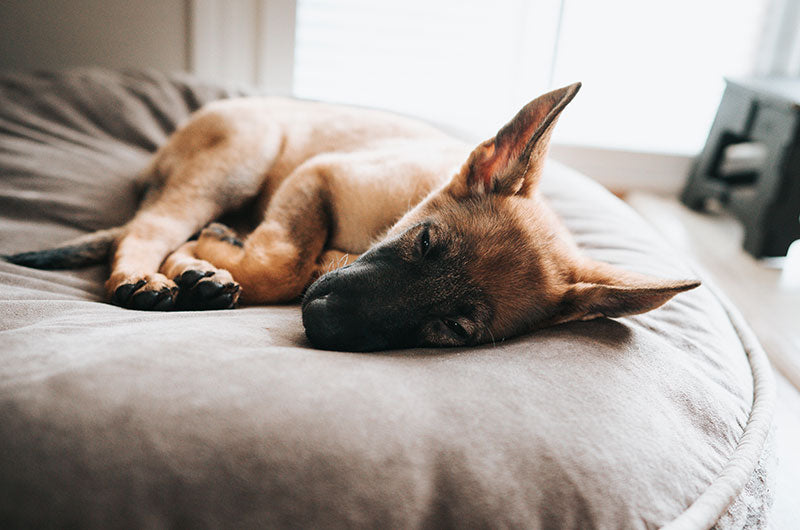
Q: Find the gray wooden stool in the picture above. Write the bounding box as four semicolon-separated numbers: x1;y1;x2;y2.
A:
681;77;800;257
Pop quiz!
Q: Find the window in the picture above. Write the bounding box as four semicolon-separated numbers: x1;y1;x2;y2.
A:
293;0;769;154
549;0;768;154
294;0;561;141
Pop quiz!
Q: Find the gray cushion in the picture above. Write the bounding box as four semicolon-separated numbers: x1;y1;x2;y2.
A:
0;69;774;528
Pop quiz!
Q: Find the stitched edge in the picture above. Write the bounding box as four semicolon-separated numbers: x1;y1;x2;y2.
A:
662;275;776;530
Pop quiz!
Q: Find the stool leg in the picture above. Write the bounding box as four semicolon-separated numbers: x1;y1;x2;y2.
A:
754;146;800;256
730;106;799;257
681;87;754;211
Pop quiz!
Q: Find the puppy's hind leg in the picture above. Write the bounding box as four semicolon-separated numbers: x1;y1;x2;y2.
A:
193;163;337;304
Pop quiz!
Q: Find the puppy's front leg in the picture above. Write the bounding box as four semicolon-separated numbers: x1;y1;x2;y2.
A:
108;192;220;310
194;165;334;303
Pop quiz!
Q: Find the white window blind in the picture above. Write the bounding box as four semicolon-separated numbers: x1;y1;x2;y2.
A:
293;0;562;140
549;0;768;154
293;0;769;154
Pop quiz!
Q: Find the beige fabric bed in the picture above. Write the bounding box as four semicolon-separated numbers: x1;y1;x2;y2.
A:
0;69;774;528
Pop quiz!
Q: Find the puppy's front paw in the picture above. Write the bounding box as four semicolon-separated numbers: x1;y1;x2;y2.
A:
109;273;178;311
174;268;241;310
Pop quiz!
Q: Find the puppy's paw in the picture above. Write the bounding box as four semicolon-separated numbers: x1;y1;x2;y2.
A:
200;223;243;247
174;268;241;310
109;273;178;311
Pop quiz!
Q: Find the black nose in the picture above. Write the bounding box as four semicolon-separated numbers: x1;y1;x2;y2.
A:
302;293;344;349
302;258;415;352
303;292;387;351
301;270;366;351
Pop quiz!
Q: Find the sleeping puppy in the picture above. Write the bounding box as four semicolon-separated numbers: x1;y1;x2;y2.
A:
5;83;699;351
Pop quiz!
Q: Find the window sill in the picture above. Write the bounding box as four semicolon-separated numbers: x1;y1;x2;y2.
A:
549;143;694;196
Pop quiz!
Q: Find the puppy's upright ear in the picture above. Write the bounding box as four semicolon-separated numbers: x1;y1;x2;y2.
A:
449;82;581;199
551;259;700;324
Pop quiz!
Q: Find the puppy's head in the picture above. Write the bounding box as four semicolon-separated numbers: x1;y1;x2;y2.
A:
303;83;699;351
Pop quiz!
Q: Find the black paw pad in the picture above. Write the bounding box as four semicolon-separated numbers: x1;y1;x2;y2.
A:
131;289;176;311
112;280;176;311
176;277;240;311
111;279;146;307
174;269;214;289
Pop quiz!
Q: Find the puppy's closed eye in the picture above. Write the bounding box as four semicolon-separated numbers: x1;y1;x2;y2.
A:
416;224;431;258
442;318;468;339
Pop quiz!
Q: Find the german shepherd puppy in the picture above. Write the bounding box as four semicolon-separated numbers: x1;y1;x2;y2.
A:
5;83;699;351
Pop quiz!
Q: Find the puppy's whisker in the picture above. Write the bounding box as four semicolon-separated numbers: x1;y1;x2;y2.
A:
483;323;497;348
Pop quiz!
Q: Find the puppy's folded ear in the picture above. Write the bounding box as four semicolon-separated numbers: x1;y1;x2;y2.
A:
552;259;700;324
449;82;581;199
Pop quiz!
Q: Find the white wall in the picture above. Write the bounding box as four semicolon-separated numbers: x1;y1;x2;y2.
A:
0;0;189;73
190;0;295;95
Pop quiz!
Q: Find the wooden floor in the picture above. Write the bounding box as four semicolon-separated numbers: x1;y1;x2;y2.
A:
626;192;800;527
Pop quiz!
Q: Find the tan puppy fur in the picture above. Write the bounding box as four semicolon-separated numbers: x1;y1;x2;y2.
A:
106;98;468;309
7;84;699;349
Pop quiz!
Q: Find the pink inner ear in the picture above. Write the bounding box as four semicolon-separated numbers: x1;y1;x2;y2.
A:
470;141;512;193
463;84;581;196
469;105;551;193
472;142;498;193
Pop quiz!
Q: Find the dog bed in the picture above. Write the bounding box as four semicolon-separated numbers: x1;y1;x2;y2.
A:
0;69;775;528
